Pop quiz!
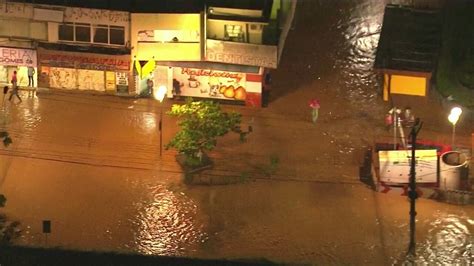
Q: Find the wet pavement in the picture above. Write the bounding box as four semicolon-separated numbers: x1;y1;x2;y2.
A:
1;0;474;264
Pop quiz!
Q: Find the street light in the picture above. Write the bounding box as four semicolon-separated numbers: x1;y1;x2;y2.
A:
448;107;462;149
153;85;167;157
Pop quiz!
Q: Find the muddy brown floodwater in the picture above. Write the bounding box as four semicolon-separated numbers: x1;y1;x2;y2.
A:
1;0;473;265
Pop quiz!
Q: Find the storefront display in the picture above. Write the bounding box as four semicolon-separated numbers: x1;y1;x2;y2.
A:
38;48;130;93
0;46;37;87
172;67;247;101
49;67;77;89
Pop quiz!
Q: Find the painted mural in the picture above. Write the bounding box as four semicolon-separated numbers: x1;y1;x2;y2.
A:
49;67;77;90
172;67;247;101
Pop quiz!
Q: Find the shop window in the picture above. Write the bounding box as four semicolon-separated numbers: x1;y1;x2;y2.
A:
93;25;108;44
224;25;244;42
110;26;125;45
75;23;91;42
58;23;74;41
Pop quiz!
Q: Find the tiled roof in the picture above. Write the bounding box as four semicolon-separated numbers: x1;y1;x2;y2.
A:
374;5;442;73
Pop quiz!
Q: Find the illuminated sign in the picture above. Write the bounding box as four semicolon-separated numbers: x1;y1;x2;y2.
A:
173;67;247;101
0;47;37;67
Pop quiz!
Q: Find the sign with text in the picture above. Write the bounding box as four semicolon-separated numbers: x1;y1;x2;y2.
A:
173;67;247;101
0;47;37;67
116;72;128;86
206;39;277;69
39;49;130;71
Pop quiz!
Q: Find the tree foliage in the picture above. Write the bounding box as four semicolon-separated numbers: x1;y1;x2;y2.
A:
166;98;249;165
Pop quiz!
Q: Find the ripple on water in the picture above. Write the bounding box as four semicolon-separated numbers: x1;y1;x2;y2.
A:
130;183;207;256
396;212;474;264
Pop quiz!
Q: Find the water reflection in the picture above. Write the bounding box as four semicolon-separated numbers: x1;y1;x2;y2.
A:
334;0;385;106
20;96;42;132
132;181;206;256
417;212;473;264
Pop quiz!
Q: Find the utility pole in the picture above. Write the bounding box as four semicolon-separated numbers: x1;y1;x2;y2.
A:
408;118;422;256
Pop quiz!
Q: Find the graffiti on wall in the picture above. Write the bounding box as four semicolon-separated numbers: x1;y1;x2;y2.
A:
0;2;128;23
64;7;129;24
39;53;129;71
48;68;106;91
77;70;104;91
49;68;77;90
0;2;33;18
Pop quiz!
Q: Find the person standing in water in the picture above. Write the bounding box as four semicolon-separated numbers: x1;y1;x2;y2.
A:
9;71;22;103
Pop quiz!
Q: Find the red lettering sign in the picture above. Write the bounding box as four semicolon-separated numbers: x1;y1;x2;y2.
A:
40;52;130;71
181;68;243;82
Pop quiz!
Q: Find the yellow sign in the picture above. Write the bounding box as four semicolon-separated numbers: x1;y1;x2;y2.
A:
105;71;116;91
141;60;156;78
134;60;142;78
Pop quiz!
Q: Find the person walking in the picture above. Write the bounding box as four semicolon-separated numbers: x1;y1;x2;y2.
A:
309;98;320;123
9;71;22;103
27;66;35;87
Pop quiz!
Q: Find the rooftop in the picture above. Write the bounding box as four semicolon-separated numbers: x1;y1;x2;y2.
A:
374;5;442;73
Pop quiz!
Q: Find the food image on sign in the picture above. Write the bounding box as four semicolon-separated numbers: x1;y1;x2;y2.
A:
173;67;247;101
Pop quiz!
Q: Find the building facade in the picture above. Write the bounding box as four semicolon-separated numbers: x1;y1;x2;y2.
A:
1;0;295;107
131;0;295;107
0;0;131;93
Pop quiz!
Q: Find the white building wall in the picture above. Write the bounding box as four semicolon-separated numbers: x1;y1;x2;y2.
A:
0;1;130;46
63;7;129;28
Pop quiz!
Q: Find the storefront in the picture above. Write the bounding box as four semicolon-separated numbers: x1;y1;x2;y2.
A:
136;62;264;107
37;47;130;93
0;46;37;87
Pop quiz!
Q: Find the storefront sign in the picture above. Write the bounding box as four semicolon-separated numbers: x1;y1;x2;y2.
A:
116;72;128;86
206;39;277;69
0;47;37;67
39;52;129;71
173;67;247;101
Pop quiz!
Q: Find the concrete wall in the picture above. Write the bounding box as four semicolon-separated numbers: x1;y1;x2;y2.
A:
0;1;130;46
0;1;47;43
131;13;201;61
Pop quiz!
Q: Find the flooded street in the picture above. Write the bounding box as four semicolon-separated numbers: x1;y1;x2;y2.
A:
1;0;473;264
2;150;473;264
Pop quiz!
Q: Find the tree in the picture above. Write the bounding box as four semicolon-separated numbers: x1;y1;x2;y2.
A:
166;98;249;166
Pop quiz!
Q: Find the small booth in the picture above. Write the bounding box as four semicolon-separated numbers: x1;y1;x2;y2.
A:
374;5;441;101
